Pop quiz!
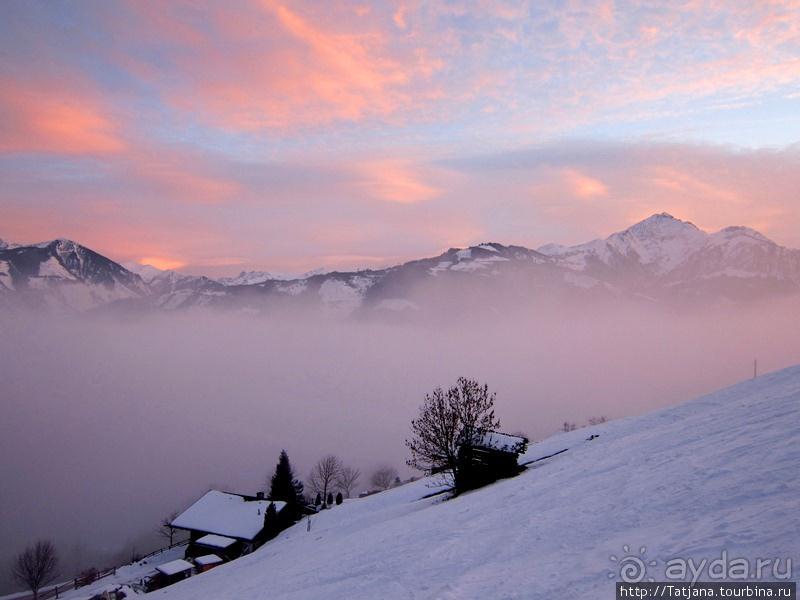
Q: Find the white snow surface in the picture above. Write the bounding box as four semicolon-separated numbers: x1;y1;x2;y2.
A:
0;260;13;290
276;280;308;296
219;267;328;286
318;276;376;314
38;256;77;279
449;253;509;272
475;431;527;452
195;554;224;567
219;271;288;286
156;559;194;577
196;534;237;549
152;366;800;599
431;247;511;275
171;491;285;541
123;262;167;284
605;213;709;272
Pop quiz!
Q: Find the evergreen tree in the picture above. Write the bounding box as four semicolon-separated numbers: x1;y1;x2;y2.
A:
267;450;305;522
327;492;333;507
314;493;321;507
335;492;343;505
263;502;279;541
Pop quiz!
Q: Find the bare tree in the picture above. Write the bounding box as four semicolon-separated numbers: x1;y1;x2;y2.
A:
307;454;343;508
157;511;181;546
405;377;500;494
370;466;399;491
335;465;361;499
11;540;59;600
562;421;577;432
587;415;608;426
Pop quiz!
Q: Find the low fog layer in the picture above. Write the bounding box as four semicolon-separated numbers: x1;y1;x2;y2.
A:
2;299;800;592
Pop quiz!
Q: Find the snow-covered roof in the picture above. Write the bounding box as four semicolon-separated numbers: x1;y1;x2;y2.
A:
196;534;237;549
156;559;194;576
194;554;224;567
171;491;286;541
474;431;528;454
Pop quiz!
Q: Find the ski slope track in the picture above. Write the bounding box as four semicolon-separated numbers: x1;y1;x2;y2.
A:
152;366;800;599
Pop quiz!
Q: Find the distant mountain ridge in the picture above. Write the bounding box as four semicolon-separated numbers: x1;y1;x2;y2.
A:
0;238;149;313
2;214;799;316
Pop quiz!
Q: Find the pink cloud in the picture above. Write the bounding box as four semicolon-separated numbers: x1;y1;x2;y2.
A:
354;160;442;203
393;6;408;30
561;168;609;199
112;1;421;133
0;79;126;155
129;159;243;206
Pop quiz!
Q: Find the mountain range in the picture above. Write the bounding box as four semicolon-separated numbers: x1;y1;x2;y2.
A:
2;213;799;316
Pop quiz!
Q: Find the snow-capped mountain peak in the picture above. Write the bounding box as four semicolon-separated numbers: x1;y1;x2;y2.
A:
0;238;148;313
604;213;708;273
540;213;709;276
219;268;329;286
712;225;774;245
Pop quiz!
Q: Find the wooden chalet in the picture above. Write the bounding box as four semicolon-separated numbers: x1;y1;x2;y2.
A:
170;490;286;561
457;431;529;489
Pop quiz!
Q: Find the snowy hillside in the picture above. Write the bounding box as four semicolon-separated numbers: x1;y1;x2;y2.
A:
149;366;800;599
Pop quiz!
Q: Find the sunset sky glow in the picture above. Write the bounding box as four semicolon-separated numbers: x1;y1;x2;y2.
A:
2;0;799;276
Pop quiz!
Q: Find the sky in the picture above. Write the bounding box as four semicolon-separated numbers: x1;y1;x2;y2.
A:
1;0;799;277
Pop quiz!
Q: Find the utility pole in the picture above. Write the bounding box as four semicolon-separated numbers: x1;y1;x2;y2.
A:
754;359;757;379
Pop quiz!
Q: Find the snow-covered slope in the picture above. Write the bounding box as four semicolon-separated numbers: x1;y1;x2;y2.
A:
539;213;709;275
218;268;328;286
123;262;229;311
152;366;800;599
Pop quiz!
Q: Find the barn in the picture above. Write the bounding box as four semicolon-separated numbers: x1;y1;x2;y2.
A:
457;431;528;489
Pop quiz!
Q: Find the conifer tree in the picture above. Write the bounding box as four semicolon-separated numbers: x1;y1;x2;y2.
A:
267;450;305;522
335;492;343;505
263;502;279;541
